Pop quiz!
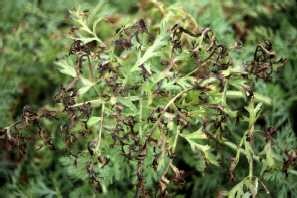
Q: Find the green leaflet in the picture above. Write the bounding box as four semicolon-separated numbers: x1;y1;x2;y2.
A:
56;60;76;77
131;21;169;72
87;116;102;127
78;77;95;95
181;128;219;166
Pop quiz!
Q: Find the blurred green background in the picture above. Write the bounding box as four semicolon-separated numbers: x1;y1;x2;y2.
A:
0;0;297;197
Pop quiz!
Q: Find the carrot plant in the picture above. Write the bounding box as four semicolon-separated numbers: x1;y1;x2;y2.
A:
1;1;296;197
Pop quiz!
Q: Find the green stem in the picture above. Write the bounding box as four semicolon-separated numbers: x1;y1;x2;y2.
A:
139;97;143;140
226;91;271;105
95;102;105;154
222;79;229;106
87;56;94;82
70;98;104;108
172;125;180;152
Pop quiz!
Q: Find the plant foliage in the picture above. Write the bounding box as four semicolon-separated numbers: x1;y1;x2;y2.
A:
1;0;297;197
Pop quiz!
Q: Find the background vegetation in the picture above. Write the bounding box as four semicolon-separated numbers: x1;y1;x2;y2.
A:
0;0;297;197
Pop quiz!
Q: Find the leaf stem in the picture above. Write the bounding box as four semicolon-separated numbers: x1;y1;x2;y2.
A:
95;102;105;154
226;91;271;105
172;125;180;152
